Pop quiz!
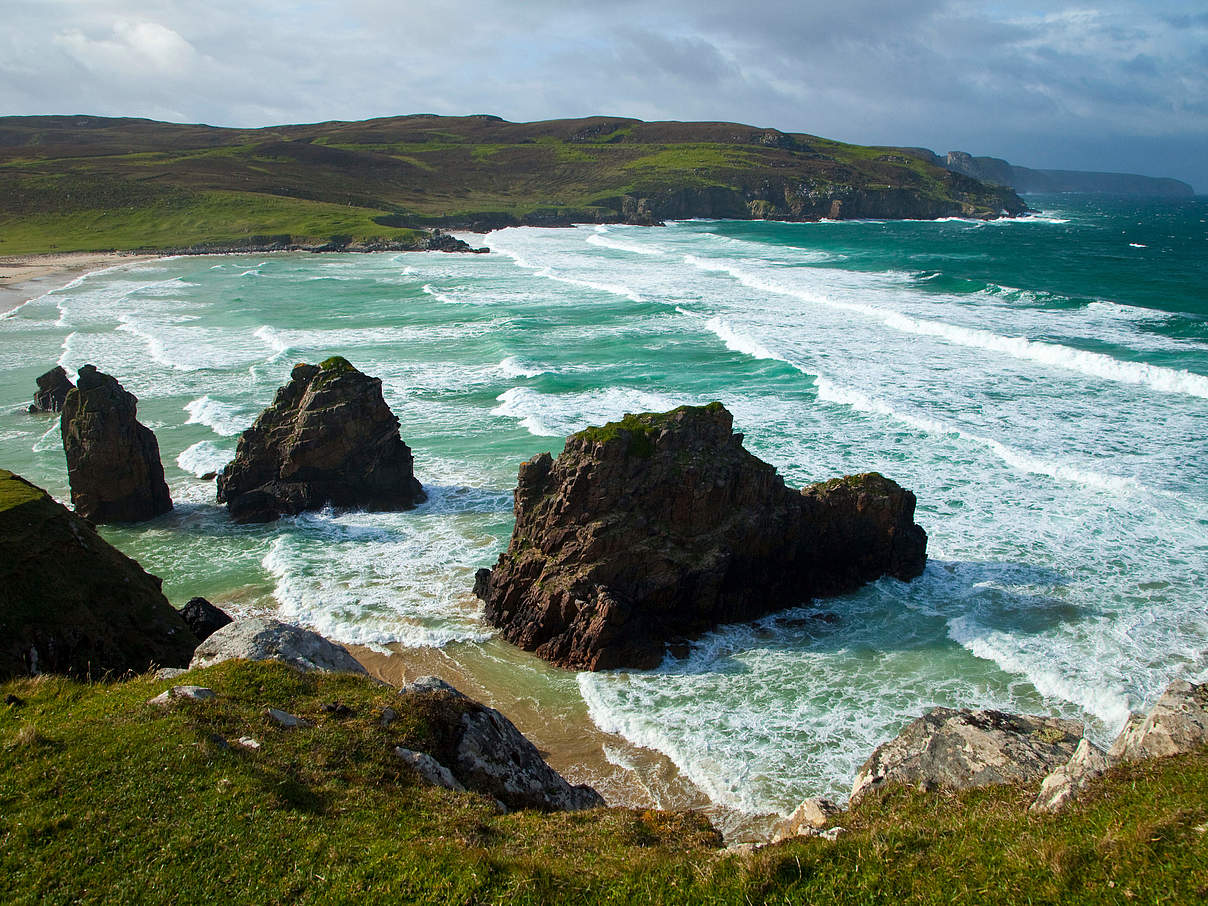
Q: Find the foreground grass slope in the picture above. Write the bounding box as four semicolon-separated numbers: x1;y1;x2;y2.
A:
0;114;1024;255
2;661;1205;904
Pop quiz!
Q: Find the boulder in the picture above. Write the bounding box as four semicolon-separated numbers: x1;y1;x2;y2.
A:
1030;738;1113;813
189;617;368;675
28;365;73;413
265;707;311;729
770;798;841;843
147;685;216;706
1108;679;1208;762
0;470;196;680
475;403;927;670
216;357;425;523
851;708;1083;801
395;747;466;792
399;675;604;812
60;364;172;523
180;597;233;642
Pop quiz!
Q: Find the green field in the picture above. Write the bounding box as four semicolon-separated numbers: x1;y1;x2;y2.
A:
0;114;1024;255
2;661;1204;904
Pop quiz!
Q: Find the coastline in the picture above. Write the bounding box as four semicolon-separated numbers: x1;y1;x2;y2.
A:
0;252;160;315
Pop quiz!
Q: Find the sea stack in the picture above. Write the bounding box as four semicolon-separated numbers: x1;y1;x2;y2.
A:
28;365;74;413
0;469;195;680
474;402;927;670
217;356;425;523
60;364;172;523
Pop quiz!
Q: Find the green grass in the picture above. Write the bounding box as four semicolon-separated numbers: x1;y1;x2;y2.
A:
0;470;44;513
1;661;1206;904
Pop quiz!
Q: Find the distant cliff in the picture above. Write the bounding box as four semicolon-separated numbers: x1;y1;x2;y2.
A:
904;149;1195;197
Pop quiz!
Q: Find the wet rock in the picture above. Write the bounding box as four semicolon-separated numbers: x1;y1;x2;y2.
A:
60;365;172;523
216;357;425;523
189;617;368;675
1109;679;1208;762
0;470;195;681
28;365;73;413
475;402;927;670
771;798;841;843
265;707;311;729
851;708;1083;801
1030;738;1113;813
395;747;466;791
399;675;604;812
180;597;233;643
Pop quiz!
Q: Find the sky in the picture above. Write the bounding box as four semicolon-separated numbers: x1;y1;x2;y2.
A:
2;1;1205;190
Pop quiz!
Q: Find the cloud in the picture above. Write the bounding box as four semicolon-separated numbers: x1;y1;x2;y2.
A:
1;0;1204;188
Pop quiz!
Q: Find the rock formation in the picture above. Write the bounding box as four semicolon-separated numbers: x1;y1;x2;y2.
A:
28;365;73;413
179;597;233;643
60;364;172;523
1030;738;1113;813
1108;679;1208;762
216;357;425;523
190;617;368;674
0;469;195;680
396;676;604;812
474;402;927;670
850;708;1083;801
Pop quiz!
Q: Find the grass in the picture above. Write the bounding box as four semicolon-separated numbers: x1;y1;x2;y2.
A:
1;660;1206;904
0;470;45;513
0;114;1025;255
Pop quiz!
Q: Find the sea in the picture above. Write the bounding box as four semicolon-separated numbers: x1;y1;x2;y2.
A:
1;195;1206;836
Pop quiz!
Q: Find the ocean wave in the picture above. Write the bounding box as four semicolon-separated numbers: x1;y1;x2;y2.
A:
176;440;233;477
586;229;663;257
184;395;252;437
701;316;792;364
492;386;687;438
497;355;550;379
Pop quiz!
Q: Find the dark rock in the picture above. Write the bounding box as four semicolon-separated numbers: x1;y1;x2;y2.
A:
399;675;604;812
475;402;927;670
180;597;233;643
216;357;425;523
321;701;354;718
0;470;196;681
60;364;172;523
28;365;73;413
4;694;25;707
851;708;1083;801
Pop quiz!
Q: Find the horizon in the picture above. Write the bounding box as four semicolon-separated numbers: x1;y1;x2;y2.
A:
2;1;1205;193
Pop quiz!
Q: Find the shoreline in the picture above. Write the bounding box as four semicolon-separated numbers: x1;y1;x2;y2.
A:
0;252;161;315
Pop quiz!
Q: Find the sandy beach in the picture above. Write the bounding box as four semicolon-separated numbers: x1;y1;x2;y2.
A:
0;252;159;315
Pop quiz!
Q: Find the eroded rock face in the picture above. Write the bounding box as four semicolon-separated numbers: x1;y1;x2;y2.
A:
851;708;1083;801
1108;679;1208;762
60;364;172;523
1030;738;1112;813
474;403;927;670
0;470;195;680
216;357;425;523
398;676;604;812
189;617;368;675
28;365;73;413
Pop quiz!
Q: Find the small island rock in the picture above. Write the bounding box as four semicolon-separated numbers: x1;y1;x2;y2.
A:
0;470;195;680
60;364;172;523
474;402;927;670
216;357;425;523
28;365;74;413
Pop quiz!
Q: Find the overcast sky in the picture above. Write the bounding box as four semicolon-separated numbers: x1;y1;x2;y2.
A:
3;1;1205;190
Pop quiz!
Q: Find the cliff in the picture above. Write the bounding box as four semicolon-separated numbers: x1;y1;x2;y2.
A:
936;150;1194;197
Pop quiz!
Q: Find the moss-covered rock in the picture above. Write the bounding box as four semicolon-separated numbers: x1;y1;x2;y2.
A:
0;470;196;680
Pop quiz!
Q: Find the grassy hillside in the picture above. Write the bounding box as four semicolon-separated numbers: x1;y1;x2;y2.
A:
2;661;1205;904
0;115;1025;255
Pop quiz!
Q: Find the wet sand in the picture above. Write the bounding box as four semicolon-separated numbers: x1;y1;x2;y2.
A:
0;252;158;315
349;639;779;842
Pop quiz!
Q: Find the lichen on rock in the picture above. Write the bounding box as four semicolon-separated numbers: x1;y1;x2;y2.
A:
474;402;927;670
216;357;425;523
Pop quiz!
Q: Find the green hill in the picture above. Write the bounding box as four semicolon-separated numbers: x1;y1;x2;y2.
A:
0;114;1027;255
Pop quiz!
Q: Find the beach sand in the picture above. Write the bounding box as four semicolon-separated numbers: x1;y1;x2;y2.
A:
0;252;159;315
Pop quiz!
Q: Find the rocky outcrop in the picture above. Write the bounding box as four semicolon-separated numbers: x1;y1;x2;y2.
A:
397;676;604;812
28;365;73;413
180;597;233;642
60;364;172;523
1030;738;1113;813
851;708;1083;801
475;403;927;670
770;798;841;843
0;469;195;680
190;617;368;674
1108;680;1208;762
216;357;425;523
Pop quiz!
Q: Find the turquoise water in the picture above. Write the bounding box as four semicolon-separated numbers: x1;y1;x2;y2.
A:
1;195;1206;821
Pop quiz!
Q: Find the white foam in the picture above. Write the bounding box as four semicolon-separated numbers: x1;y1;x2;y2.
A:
498;356;549;379
702;316;792;364
422;283;462;304
492;386;687;437
176;440;232;477
586;232;663;256
684;254;1208;400
184;395;251;437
